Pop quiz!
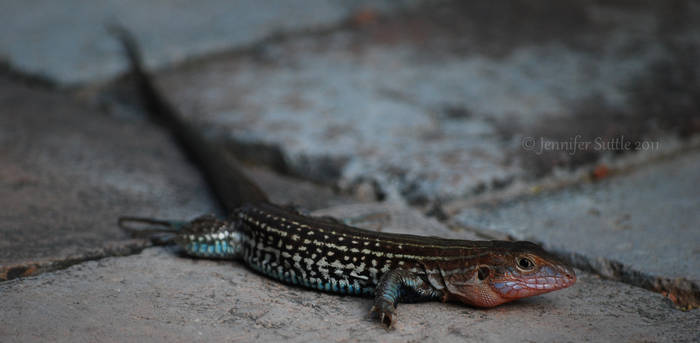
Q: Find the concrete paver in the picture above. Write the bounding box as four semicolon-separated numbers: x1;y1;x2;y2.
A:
0;75;359;281
0;0;416;84
155;1;700;204
1;246;697;343
243;164;358;211
0;76;217;280
313;202;481;241
454;151;700;307
3;198;695;341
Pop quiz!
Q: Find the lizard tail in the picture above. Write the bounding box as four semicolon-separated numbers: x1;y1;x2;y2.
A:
110;25;269;213
117;216;189;236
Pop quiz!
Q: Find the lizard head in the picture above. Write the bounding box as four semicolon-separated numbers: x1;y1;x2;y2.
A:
439;241;576;307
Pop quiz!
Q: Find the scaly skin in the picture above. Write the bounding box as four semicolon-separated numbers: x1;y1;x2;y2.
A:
121;203;576;328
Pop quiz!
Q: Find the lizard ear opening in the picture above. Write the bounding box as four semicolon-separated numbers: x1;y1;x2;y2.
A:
477;266;491;281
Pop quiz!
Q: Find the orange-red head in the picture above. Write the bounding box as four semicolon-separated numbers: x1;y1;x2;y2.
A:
437;241;576;307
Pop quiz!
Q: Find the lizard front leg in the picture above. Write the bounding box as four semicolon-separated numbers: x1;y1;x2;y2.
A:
371;269;443;329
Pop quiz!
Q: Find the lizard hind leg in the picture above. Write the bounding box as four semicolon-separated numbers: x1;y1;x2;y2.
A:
174;215;243;259
119;214;243;259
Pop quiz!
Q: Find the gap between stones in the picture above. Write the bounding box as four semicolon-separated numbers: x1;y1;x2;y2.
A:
0;240;149;282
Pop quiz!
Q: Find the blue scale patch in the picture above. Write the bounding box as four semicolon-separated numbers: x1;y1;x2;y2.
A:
240;247;381;297
186;239;242;258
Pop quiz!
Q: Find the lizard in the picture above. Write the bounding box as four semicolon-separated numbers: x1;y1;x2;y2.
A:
112;28;576;329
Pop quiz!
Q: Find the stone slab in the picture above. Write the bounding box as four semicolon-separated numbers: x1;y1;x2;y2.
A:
0;76;219;280
0;75;360;281
1;246;696;343
453;150;700;303
156;1;700;205
0;0;417;85
312;202;481;241
243;165;357;211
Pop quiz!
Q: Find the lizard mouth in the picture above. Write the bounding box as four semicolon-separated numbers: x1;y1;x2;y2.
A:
491;266;577;299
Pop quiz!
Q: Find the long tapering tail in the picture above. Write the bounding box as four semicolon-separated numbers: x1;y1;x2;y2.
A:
110;26;269;213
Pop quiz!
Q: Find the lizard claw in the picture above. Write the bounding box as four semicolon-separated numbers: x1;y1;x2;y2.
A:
370;303;397;330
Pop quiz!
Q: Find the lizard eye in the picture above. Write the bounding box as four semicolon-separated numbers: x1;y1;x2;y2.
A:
516;256;535;271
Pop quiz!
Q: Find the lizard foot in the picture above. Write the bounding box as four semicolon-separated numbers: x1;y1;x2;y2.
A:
370;301;397;330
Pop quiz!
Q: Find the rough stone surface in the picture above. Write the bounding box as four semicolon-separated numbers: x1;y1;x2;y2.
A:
2;1;699;341
156;1;700;204
243;165;357;211
313;201;481;241
1;246;697;343
0;0;417;84
0;76;218;280
0;75;359;281
454;150;700;304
